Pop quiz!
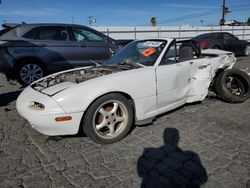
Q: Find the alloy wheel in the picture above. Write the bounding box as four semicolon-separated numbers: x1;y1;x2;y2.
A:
20;64;43;85
93;100;129;139
225;76;245;96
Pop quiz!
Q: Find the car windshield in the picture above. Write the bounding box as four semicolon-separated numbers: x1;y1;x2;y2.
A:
106;40;167;66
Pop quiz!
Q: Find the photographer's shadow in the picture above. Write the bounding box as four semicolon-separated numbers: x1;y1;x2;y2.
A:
137;128;208;188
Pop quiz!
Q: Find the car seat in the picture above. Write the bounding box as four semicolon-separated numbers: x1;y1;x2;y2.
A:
178;43;194;62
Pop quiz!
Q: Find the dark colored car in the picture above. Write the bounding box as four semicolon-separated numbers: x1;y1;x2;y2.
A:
192;32;250;56
0;23;126;85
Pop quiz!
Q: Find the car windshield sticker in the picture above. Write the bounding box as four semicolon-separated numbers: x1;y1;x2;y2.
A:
142;48;156;57
142;41;163;47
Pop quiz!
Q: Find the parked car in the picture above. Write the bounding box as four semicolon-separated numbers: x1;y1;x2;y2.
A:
16;39;250;144
192;32;250;56
0;23;130;85
224;20;246;26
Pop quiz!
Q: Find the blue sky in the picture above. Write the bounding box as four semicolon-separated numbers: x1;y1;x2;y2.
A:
0;0;250;26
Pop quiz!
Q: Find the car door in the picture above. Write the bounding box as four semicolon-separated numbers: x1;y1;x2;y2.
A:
222;33;242;54
69;26;113;66
32;26;77;72
156;41;192;112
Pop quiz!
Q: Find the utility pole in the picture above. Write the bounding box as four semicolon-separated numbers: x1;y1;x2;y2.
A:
220;0;226;25
220;0;230;25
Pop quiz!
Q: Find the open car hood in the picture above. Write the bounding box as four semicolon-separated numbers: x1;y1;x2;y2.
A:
31;66;124;96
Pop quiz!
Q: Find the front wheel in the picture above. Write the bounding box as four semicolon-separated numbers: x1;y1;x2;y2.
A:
214;69;250;103
83;94;134;144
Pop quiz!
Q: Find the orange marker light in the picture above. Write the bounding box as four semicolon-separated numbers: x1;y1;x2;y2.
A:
55;116;72;122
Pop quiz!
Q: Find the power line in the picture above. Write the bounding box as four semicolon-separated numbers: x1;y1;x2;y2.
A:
159;10;221;25
156;4;250;25
230;3;250;8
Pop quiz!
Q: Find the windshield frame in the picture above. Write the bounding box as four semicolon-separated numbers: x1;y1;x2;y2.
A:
106;39;168;67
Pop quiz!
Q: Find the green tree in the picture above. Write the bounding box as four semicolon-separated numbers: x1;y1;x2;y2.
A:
151;17;157;27
248;17;250;26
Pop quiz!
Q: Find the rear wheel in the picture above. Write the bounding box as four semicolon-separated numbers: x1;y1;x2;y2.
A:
16;61;45;85
83;93;134;144
214;69;250;103
244;44;250;56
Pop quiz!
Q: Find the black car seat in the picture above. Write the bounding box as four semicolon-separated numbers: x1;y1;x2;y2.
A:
178;43;194;62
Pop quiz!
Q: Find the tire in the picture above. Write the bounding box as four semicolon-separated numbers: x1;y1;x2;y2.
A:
83;93;134;144
214;69;250;103
16;61;45;85
244;44;250;56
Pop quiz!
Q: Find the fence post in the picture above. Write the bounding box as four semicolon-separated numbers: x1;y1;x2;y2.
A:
232;26;234;34
179;26;181;40
242;26;245;40
134;27;137;40
158;27;160;38
107;28;109;37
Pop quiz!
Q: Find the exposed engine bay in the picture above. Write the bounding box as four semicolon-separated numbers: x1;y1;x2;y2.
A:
32;66;123;92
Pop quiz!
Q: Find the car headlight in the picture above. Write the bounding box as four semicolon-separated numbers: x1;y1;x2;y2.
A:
29;101;45;110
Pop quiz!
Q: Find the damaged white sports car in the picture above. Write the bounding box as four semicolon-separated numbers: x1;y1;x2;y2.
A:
16;39;250;144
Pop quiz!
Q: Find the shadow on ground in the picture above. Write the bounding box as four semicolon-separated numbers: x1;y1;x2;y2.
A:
137;128;208;188
0;90;22;107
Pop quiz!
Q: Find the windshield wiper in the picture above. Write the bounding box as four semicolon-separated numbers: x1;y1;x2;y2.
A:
89;59;101;67
117;61;143;68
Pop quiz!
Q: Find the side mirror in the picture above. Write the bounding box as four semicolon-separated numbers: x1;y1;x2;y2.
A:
235;37;239;41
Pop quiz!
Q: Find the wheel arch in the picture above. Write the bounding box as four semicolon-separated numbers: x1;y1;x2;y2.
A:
210;68;227;90
13;56;47;72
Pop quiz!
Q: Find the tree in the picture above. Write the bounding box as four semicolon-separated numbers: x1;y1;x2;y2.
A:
248;17;250;26
151;17;157;27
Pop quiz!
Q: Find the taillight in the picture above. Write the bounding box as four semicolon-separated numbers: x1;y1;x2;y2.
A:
199;41;208;48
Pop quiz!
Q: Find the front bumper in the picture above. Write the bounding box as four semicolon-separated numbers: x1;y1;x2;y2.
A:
16;86;83;136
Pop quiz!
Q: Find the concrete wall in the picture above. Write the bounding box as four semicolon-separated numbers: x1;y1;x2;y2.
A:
92;26;250;41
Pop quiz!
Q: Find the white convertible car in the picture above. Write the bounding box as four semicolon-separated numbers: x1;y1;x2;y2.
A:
16;39;250;144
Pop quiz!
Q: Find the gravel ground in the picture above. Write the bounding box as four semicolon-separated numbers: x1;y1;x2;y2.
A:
0;57;250;188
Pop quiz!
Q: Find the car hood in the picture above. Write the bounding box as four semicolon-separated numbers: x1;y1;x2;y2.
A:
31;65;139;96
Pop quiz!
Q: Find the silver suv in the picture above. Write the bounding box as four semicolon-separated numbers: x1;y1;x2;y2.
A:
0;23;120;85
